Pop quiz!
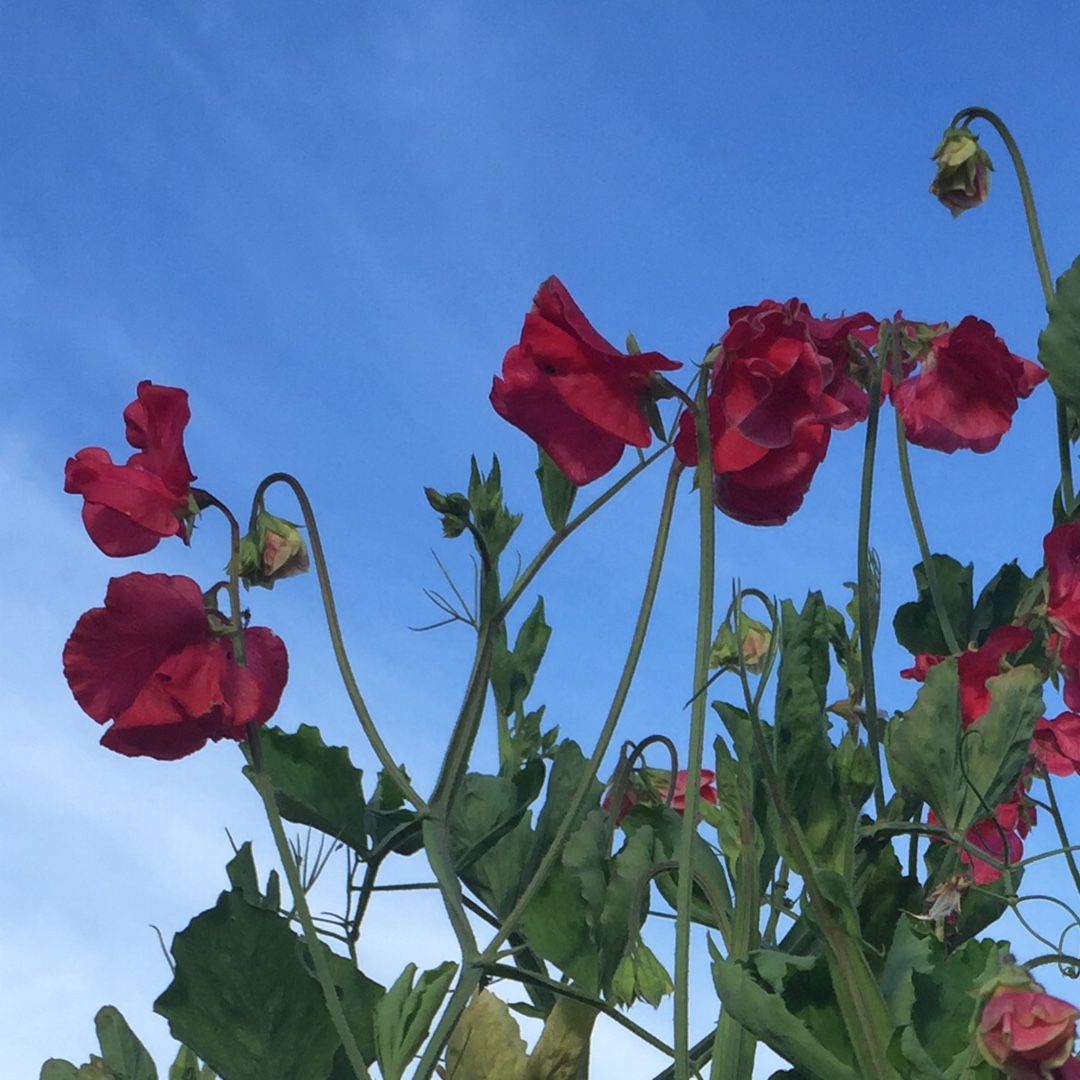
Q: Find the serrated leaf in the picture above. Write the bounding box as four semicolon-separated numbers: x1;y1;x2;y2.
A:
245;725;368;855
95;1006;157;1080
1039;252;1080;421
154;890;343;1080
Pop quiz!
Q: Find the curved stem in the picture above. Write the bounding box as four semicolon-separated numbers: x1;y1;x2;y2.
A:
857;357;886;816
252;473;426;812
953;105;1074;507
246;726;372;1080
675;373;717;1080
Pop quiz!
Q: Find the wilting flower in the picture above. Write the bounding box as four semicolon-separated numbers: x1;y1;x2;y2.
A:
890;317;1045;454
234;511;310;589
490;276;680;486
63;572;288;760
64;381;197;556
604;768;718;823
978;977;1079;1078
930;126;993;217
927;801;1027;886
675;298;877;525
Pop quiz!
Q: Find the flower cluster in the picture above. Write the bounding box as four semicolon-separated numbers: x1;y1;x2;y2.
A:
490;281;1044;528
64;384;292;759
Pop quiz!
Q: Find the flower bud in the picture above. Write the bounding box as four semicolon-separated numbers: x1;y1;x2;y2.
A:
710;613;772;674
235;512;309;590
930;126;993;217
976;965;1079;1078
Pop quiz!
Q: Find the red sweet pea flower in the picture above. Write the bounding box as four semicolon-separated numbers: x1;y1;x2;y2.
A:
978;986;1079;1077
675;299;876;525
890;316;1045;453
490;276;680;486
928;807;1024;886
64;381;197;556
1032;713;1080;777
1045;522;1080;638
63;572;288;760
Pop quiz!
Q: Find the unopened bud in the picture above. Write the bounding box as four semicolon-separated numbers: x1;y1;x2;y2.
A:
930;126;993;218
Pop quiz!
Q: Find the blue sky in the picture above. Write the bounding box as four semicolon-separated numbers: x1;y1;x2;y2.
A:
5;2;1080;1076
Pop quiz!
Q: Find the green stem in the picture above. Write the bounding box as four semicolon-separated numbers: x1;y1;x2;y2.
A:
246;725;372;1080
891;354;963;656
953;105;1074;508
743;694;899;1080
1043;775;1080;897
675;373;718;1080
857;356;886;816
496;444;670;620
252;473;426;812
413;456;686;1080
709;803;758;1080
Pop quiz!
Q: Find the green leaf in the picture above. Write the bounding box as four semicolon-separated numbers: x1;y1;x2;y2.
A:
373;962;457;1080
167;1047;202;1080
40;1062;80;1080
519;860;598;992
75;1061;114;1080
774;594;846;870
970;561;1032;646
959;665;1044;823
885;659;965;830
366;768;422;856
468;455;522;562
155;890;343;1080
894;556;973;655
95;1007;157;1080
536;448;577;532
445;990;528;1080
225;842;279;912
1039;252;1080;422
323;949;385;1077
710;946;857;1080
245;725;369;855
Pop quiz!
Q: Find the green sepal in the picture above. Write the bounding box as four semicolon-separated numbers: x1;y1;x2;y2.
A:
535;448;577;532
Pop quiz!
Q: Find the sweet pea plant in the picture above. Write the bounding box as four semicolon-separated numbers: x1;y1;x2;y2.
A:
41;107;1080;1080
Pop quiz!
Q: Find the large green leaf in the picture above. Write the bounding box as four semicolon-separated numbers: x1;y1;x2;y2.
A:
1039;252;1080;420
970;562;1032;646
155;890;346;1080
893;556;973;656
885;660;965;830
710;944;857;1080
245;725;369;855
959;665;1044;824
774;594;845;870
